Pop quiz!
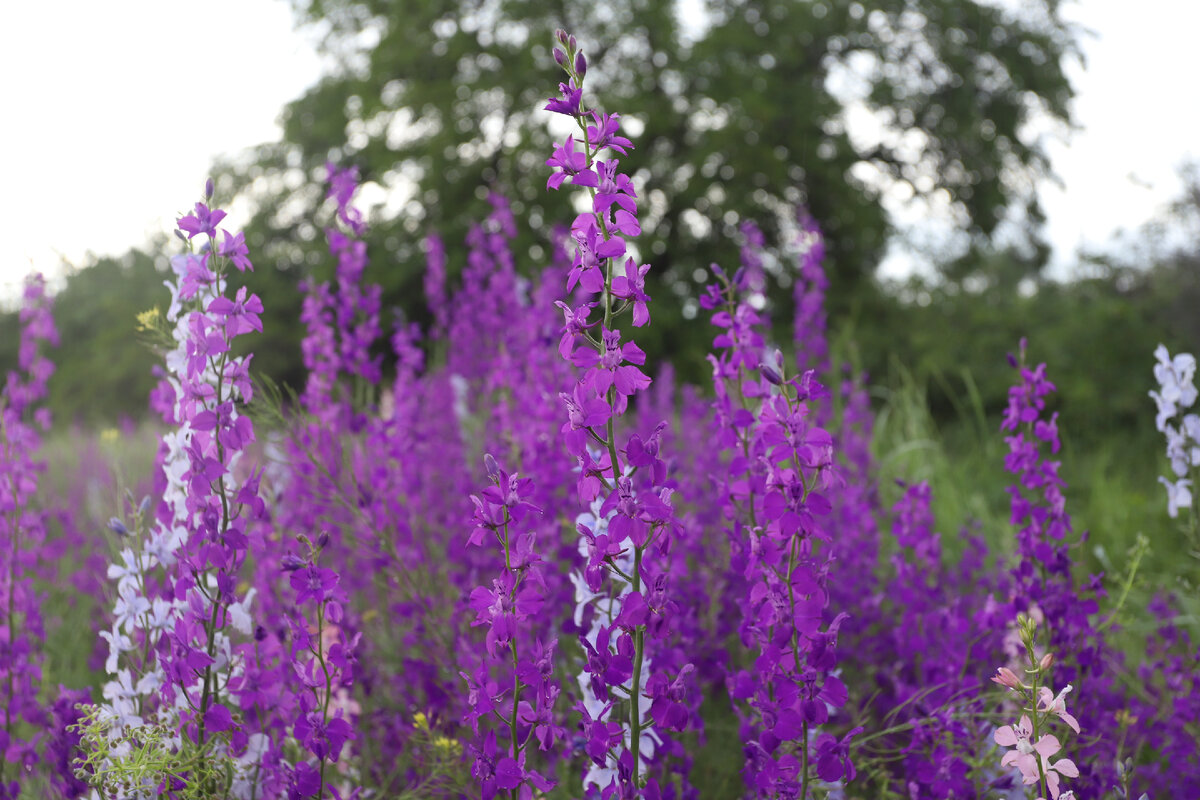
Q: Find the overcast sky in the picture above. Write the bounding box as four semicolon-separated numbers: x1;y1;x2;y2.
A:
1;1;1197;299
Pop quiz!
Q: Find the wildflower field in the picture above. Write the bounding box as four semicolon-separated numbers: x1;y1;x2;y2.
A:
2;32;1199;800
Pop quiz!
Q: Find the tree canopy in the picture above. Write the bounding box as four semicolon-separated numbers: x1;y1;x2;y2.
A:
219;0;1079;360
4;0;1099;425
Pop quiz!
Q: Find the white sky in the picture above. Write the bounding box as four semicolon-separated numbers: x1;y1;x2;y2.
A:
1;1;1197;300
0;0;324;300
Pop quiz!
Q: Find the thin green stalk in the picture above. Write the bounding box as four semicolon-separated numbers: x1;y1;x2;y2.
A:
629;546;645;791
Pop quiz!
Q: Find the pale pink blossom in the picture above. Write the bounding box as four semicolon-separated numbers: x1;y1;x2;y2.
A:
995;716;1060;786
1038;684;1081;734
1042;752;1080;799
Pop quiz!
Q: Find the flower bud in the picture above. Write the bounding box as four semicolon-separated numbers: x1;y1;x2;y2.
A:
281;554;306;572
990;666;1022;690
555;29;569;45
574;50;587;79
254;625;267;642
107;517;130;537
553;47;567;67
138;494;152;514
1039;652;1054;671
317;531;331;550
205;178;214;199
759;364;783;386
484;453;500;480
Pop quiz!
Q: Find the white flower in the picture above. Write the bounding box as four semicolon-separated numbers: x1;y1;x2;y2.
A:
99;625;134;674
106;548;148;595
145;597;176;633
569;571;602;627
1152;344;1199;431
227;588;256;636
145;524;186;568
102;670;137;705
1159;475;1193;518
136;670;162;696
113;583;152;634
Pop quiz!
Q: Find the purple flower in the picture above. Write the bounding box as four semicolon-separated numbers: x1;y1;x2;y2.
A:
587;111;633;154
610;258;651;327
203;702;235;733
207;286;264;339
178;202;227;239
554;300;596;359
814;726;863;782
546;135;596;190
175;253;216;300
567;216;624;294
290;565;339;605
592;159;637;216
294;711;354;761
544;81;583;116
218;229;253;272
184;313;229;378
575;328;650;413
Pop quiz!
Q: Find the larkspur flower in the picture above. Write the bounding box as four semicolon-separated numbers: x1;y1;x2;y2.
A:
290;565;339;606
178;201;227;239
1038;684;1081;733
1158;475;1193;518
218;229;253;272
544;80;583;116
995;716;1057;784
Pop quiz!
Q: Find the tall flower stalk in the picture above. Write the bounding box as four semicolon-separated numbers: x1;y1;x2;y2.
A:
703;257;852;797
462;454;558;799
0;274;57;799
1151;344;1200;547
544;30;689;797
81;182;267;798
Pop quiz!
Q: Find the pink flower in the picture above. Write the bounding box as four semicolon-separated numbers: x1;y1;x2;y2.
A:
1038;684;1081;734
1041;752;1080;799
994;715;1059;785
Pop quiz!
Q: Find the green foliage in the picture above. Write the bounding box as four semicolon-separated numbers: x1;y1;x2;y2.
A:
72;705;236;799
858;267;1175;451
22;249;162;426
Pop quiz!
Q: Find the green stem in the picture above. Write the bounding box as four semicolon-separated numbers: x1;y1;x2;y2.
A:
629;545;645;792
317;599;334;800
800;721;810;799
509;639;521;800
1029;665;1048;800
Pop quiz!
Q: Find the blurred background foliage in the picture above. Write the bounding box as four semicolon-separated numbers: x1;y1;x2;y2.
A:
1;0;1196;475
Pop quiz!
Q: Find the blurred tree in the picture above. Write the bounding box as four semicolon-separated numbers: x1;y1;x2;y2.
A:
217;0;1080;383
12;250;163;426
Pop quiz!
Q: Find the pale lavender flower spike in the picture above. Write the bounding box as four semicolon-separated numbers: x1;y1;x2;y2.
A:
1153;344;1200;517
1150;343;1198;432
